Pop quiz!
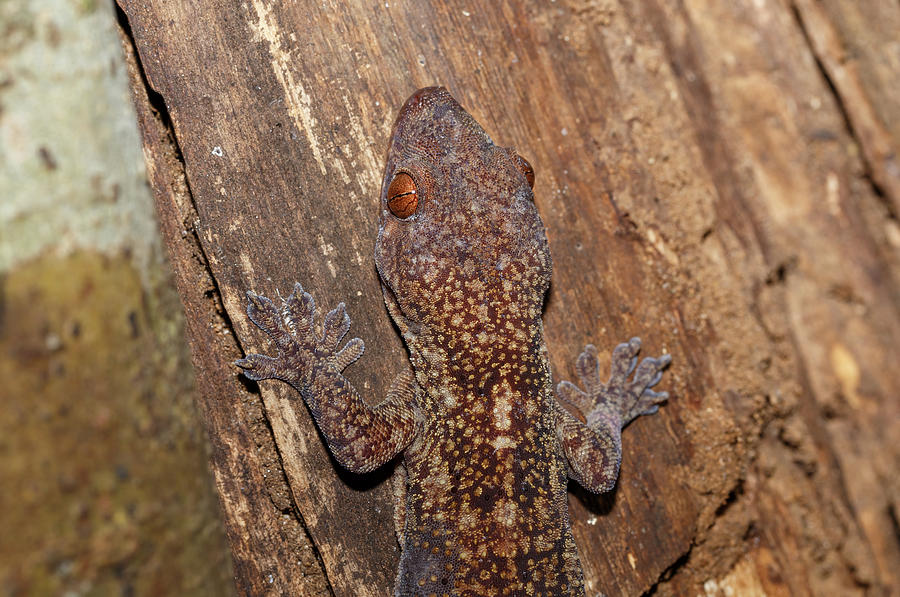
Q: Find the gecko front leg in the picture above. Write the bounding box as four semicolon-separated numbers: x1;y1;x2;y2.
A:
236;283;419;473
555;337;671;493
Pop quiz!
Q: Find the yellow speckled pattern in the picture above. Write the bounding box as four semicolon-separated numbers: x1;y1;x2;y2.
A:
238;88;671;596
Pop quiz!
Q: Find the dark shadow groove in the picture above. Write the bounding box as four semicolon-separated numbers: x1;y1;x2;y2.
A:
113;4;336;593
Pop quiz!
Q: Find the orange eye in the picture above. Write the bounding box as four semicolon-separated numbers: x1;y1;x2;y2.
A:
514;154;535;188
387;172;418;218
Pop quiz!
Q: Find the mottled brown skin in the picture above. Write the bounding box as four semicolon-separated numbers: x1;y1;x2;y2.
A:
237;87;671;596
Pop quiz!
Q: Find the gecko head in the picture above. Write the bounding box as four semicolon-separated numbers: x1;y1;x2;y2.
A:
375;87;552;339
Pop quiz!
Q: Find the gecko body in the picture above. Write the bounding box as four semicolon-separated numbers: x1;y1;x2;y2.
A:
237;87;671;596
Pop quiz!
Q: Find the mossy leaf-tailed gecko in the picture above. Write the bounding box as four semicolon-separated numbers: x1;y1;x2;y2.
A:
236;87;671;596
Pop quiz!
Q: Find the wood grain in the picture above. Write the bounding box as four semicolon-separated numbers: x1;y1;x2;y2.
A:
118;1;900;594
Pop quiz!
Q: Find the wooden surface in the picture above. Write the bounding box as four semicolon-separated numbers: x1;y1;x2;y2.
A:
117;1;900;595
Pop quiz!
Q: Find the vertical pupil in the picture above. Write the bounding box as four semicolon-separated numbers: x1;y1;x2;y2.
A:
388;172;418;218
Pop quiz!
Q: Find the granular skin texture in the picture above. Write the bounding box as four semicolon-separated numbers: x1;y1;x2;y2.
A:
237;87;671;596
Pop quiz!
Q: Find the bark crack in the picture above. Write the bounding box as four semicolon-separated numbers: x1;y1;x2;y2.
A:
641;544;694;596
113;4;334;594
789;0;900;219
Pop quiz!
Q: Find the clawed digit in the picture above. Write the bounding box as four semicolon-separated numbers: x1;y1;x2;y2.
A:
282;282;315;338
245;290;293;350
234;283;365;387
623;351;671;422
557;336;671;427
234;352;284;382
321;303;351;353
332;337;365;371
608;337;642;386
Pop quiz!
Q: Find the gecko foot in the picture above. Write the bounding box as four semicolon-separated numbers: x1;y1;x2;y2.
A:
234;283;364;387
556;337;671;427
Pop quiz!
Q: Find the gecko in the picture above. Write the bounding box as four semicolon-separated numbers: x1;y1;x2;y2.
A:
236;87;671;596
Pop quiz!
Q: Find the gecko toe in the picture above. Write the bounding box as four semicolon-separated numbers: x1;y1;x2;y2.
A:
245;291;297;351
631;357;664;390
283;284;316;337
629;390;669;420
235;353;283;381
575;344;602;391
556;380;593;416
333;337;365;371
322;302;352;351
609;337;642;382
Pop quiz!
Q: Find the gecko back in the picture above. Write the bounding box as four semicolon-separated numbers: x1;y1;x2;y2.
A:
238;87;672;596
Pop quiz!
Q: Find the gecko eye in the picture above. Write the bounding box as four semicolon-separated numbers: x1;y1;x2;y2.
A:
514;154;535;188
387;172;418;219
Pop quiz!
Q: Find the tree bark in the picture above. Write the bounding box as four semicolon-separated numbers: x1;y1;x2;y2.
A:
0;1;235;594
117;1;900;595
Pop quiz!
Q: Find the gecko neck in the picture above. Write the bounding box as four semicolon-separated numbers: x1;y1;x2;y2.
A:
408;307;549;400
